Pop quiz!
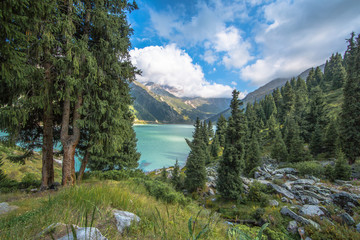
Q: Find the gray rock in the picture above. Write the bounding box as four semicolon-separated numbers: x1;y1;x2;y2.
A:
113;210;140;233
264;172;272;180
254;171;261;179
275;168;298;175
356;223;360;233
280;207;320;229
305;237;312;240
281;197;289;203
287;174;298;181
0;202;18;215
306;175;320;183
338;212;355;226
293;179;315;185
268;183;295;199
241;177;252;186
300;195;320;205
208;188;215;196
274;174;284;179
269;199;279;207
331;192;360;212
287;221;298;234
299;205;324;217
57;227;107;240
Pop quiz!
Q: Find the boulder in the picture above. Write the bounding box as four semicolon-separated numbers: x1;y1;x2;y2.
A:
299;205;324;217
268;183;295;199
273;174;284;179
280;207;320;229
338;212;355;226
57;227;107;240
287;174;298;181
287;221;298;234
274;168;298;175
331;192;360;213
113;210;140;233
0;202;18;215
269;199;279;207
300;195;320;205
356;223;360;233
293;179;315;185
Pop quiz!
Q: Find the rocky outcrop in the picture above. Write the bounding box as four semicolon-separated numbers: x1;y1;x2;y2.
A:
299;205;324;217
0;202;18;215
268;183;295;199
113;210;141;233
280;207;320;229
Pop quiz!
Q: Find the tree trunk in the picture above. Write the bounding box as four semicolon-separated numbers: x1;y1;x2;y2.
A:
78;150;90;182
41;53;54;190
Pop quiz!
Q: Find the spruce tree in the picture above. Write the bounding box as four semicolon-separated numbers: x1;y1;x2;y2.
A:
324;118;340;157
334;150;351;180
160;167;168;182
210;135;221;158
271;131;288;162
215;114;227;147
207;120;214;140
245;135;261;174
341;33;360;164
171;159;181;190
281;81;295;118
306;68;317;91
283;116;305;162
217;90;247;200
185;118;206;193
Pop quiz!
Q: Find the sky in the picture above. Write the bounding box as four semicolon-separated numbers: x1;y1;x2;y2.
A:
128;0;360;98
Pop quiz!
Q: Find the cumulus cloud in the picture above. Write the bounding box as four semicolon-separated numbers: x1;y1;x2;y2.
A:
241;0;360;85
130;44;236;98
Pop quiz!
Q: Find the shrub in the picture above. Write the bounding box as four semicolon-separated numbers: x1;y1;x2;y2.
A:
136;179;190;205
292;161;324;178
86;169;145;181
252;208;265;221
20;173;40;188
324;164;335;181
334;151;351;180
247;181;269;207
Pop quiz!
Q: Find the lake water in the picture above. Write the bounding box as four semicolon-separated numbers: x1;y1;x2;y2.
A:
135;124;194;172
1;124;195;172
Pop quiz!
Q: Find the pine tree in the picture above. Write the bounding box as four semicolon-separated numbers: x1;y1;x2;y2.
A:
306;68;317;91
160;166;168;182
271;131;288;162
207;120;214;140
281;81;295;118
245;135;261;174
324;118;340;157
215;114;227;148
334;150;351;180
185;118;206;193
217;90;247;200
341;33;360;164
283;116;305;162
310;123;324;156
171;159;182;190
294;77;308;140
263;94;277;121
210;135;220;158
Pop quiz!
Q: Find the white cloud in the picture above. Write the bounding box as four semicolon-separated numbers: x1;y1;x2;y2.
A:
202;50;217;64
130;44;237;98
231;81;237;86
241;0;360;85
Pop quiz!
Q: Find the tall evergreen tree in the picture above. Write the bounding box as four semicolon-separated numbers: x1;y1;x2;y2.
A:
324;118;340;157
341;33;360;164
217;90;247;200
334;150;351;180
207;120;214;140
215;114;227;148
171;159;182;190
283;116;305;162
245;135;261;174
185;118;206;193
306;68;317;91
271;131;288;162
281;81;295;118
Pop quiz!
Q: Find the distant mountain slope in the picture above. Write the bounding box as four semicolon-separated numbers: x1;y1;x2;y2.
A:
207;64;325;122
130;82;231;123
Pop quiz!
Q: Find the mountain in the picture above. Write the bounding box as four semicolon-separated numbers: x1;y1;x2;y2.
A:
130;82;231;123
207;64;325;122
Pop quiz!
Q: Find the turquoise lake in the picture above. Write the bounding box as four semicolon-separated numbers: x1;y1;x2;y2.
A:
135;124;194;172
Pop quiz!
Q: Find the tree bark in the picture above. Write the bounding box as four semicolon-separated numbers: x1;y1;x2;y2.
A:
41;49;54;190
77;150;90;182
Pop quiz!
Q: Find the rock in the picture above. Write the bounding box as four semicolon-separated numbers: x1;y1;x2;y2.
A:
30;188;38;193
275;168;298;175
268;183;295;199
281;197;289;203
0;202;18;215
306;175;320;183
113;210;140;233
264;172;272;180
57;227;107;240
338;212;355;226
299;205;324;217
280;207;320;229
274;174;284;179
356;223;360;233
305;237;312;240
241;177;252;186
286;221;298;234
287;174;298;181
269;200;279;207
300;195;320;205
208;188;215;196
293;179;315;185
36;222;66;238
331;192;360;213
254;171;261;179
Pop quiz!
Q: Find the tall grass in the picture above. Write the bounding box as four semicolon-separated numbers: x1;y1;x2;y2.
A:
0;180;227;239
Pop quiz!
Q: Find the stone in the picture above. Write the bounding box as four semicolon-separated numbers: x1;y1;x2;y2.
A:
300;195;320;205
264;172;272;180
338;212;355;226
287;174;298;181
305;237;312;240
254;171;261;179
268;183;295;199
281;197;289;203
36;222;66;238
293;179;315;185
280;207;320;229
113;210;140;233
274;168;298;175
274;174;284;179
208;188;215;196
269;200;279;207
57;227;107;240
306;175;320;183
299;205;325;217
356;223;360;233
241;177;252;186
0;202;18;215
331;192;360;212
287;221;298;234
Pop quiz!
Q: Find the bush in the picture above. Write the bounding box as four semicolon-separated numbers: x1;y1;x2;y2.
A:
334;151;351;180
324;164;335;181
252;208;265;221
290;161;324;178
20;173;40;189
247;181;269;207
85;169;145;181
136;179;190;205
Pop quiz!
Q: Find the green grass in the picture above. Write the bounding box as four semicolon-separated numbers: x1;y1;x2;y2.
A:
0;180;227;239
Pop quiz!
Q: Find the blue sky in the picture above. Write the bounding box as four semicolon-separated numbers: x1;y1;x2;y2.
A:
128;0;360;98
